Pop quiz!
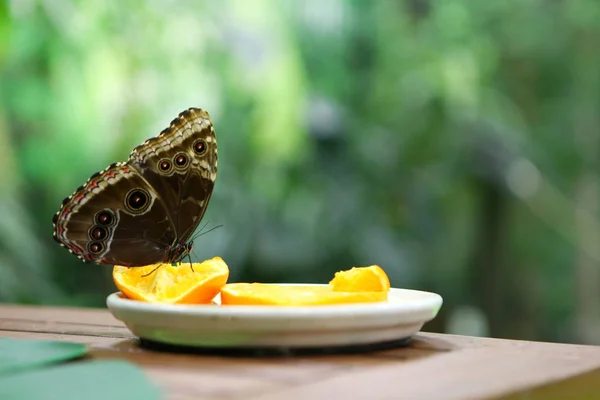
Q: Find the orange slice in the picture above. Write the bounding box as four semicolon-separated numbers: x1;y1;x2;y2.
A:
113;256;229;304
220;283;388;306
329;265;390;292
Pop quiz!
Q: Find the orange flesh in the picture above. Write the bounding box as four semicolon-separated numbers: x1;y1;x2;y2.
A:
221;265;391;306
113;259;391;306
329;265;390;292
220;283;388;306
112;256;229;304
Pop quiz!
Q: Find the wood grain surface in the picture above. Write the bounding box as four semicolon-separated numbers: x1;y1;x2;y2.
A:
1;303;599;400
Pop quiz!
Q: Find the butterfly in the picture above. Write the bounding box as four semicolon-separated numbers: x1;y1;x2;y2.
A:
52;107;218;267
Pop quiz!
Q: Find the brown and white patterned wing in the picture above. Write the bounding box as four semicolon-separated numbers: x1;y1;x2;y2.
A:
127;107;218;243
52;163;176;266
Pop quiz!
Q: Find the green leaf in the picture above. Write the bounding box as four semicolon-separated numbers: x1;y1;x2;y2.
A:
0;359;162;400
0;339;87;375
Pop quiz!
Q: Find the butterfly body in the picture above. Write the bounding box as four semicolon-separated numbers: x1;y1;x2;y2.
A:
52;108;218;267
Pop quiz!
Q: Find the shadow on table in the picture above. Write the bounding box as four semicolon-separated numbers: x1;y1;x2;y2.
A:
101;333;458;360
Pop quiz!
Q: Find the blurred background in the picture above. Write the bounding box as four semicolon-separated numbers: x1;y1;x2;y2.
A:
1;0;599;345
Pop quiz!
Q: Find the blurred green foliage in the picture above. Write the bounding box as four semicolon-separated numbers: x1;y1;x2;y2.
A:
1;0;600;345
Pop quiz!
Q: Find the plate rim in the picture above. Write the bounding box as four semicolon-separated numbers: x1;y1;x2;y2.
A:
106;285;443;319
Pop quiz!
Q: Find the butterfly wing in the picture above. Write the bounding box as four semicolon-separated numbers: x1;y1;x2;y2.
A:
52;162;176;266
53;107;217;266
127;108;218;243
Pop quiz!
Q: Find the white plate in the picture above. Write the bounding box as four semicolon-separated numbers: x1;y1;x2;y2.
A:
106;285;443;351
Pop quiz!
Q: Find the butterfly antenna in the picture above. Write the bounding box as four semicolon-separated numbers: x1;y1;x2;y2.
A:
191;224;223;242
198;220;211;235
178;217;207;245
186;220;210;242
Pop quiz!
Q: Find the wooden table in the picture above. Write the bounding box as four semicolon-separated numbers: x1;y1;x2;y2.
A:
1;303;600;400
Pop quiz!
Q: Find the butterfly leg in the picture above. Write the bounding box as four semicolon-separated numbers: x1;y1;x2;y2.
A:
187;253;195;273
141;264;163;278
